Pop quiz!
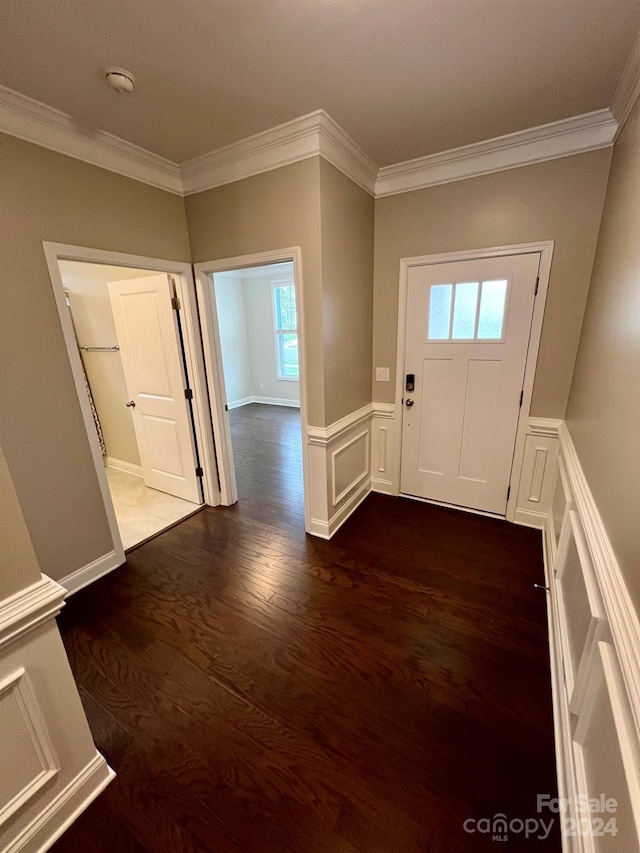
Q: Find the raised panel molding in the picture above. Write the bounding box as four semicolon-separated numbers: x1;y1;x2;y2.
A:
0;84;621;199
371;402;397;495
0;668;59;828
307;404;373;539
513;418;561;529
0;575;115;851
540;422;640;851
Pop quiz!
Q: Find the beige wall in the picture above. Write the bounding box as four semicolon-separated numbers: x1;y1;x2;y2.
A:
185;159;326;424
0;441;42;599
319;160;375;424
0;134;191;583
373;149;612;417
566;100;640;608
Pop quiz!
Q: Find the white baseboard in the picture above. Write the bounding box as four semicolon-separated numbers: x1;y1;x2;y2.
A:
228;395;300;409
370;477;394;495
227;396;254;409
309;480;371;539
5;753;114;853
512;507;547;529
59;550;123;596
104;456;143;478
251;396;300;408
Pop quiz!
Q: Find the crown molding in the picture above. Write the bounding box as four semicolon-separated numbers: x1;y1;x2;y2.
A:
375;109;617;197
0;84;618;200
180;109;377;196
0;85;183;194
611;33;640;137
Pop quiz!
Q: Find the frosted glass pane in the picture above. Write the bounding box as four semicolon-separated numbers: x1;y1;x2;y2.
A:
452;282;479;339
477;280;507;339
428;285;452;339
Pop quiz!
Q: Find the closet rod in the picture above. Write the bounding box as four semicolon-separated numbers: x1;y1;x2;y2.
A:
79;345;120;352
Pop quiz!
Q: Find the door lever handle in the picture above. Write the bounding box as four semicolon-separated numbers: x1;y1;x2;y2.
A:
405;398;414;408
125;400;136;408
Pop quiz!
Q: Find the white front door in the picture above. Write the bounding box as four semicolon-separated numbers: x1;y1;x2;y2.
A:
400;253;540;514
108;275;202;504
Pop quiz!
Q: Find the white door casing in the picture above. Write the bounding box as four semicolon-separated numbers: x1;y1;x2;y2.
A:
400;253;540;514
108;274;202;504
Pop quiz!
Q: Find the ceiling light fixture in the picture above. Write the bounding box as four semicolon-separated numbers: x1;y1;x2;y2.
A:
104;67;135;93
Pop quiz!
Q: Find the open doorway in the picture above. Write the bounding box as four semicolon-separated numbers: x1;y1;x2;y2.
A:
212;262;303;528
44;243;219;578
59;260;204;549
194;248;311;533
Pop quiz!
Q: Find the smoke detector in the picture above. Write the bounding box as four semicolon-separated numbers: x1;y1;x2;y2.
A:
104;67;135;93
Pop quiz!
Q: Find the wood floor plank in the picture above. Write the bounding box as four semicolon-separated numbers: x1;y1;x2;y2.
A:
54;404;559;851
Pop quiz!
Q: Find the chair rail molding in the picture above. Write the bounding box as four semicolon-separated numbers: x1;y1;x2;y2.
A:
307;404;374;538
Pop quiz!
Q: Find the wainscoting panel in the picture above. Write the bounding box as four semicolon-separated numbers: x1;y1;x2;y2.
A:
307;404;373;538
0;578;114;852
513;418;562;529
371;402;396;495
541;422;640;852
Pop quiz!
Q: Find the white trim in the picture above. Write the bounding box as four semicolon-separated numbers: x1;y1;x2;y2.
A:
225;395;302;409
539;421;640;851
307;403;373;445
251;396;300;408
558;422;640;734
392;242;553;520
58;550;122;596
0;85;182;195
3;752;114;853
194;248;311;533
612;33;640;137
331;429;370;506
227;396;254;410
104;457;143;478
308;479;371;540
0;85;618;198
42;243;220;589
0;577;66;651
181;109;377;196
0;668;60;829
375;110;616;197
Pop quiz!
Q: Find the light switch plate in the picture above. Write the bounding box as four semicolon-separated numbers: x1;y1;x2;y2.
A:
376;367;390;382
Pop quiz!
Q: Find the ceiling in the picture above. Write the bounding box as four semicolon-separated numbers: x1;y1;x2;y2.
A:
1;0;638;166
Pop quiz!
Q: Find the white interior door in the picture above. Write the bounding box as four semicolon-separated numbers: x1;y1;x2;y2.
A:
400;253;540;514
108;274;202;504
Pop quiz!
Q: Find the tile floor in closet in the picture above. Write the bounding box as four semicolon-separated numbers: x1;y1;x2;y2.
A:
105;467;202;550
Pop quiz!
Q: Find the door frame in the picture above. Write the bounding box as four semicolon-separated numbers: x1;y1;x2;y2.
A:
43;242;220;564
193;247;311;533
393;241;554;522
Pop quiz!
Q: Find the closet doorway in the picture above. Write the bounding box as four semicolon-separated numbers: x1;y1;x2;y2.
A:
44;244;218;566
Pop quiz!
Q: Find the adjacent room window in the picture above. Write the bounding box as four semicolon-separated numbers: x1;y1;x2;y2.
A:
427;280;508;341
272;282;299;379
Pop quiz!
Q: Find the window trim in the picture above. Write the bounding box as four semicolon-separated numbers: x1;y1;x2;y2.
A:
271;279;299;381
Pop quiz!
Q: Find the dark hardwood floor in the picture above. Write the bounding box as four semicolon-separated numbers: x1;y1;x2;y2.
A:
54;404;559;851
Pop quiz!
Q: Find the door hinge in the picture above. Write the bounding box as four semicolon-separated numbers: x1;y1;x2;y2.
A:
519;390;524;407
195;466;203;478
171;296;181;310
507;485;511;502
184;388;193;400
534;276;539;296
225;404;229;412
